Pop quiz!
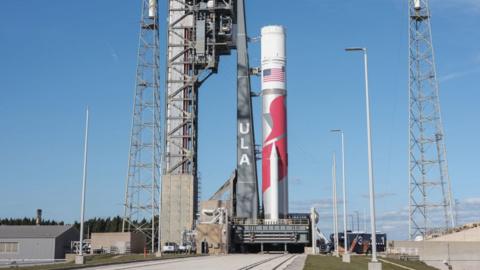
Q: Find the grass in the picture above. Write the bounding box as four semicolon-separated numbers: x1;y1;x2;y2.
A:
6;254;439;270
304;255;439;270
6;254;197;270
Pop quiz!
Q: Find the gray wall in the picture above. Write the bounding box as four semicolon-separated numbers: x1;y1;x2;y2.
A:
55;228;79;259
0;238;55;261
91;232;145;254
390;241;480;270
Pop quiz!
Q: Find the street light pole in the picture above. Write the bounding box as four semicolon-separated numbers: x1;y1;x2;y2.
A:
345;47;381;270
363;208;367;232
332;153;340;257
349;214;354;232
330;129;349;263
355;211;360;232
76;107;89;265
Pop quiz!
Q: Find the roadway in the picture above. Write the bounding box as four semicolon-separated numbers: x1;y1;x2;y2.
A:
82;254;306;270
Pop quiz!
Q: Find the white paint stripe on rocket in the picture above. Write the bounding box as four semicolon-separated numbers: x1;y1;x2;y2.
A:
269;143;279;222
263;188;271;219
279;176;288;217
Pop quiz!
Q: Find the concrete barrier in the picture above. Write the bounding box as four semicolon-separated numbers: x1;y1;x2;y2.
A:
389;241;480;270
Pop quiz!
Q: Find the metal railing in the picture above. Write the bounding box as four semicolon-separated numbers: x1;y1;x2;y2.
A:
232;218;310;226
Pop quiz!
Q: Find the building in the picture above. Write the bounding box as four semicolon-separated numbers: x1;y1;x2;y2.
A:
0;225;79;263
90;232;145;254
196;199;230;255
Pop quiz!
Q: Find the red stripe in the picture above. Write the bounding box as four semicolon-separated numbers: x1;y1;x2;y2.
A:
262;95;288;192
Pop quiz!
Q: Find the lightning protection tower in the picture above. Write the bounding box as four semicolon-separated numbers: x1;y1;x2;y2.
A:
123;0;161;253
408;0;455;240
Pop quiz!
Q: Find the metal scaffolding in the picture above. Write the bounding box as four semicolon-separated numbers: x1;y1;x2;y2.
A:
408;0;455;240
122;0;161;253
161;0;237;245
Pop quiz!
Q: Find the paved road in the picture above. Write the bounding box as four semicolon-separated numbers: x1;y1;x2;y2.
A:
82;254;306;270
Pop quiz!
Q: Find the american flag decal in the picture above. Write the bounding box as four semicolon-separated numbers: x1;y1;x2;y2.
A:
263;67;285;83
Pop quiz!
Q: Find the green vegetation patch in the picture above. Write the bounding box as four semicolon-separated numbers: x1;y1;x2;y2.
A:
9;254;196;270
304;255;439;270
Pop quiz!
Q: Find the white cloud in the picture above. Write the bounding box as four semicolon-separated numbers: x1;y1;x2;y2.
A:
291;198;334;212
361;192;397;200
107;42;120;63
463;197;480;205
431;0;480;12
454;197;480;225
439;67;480;83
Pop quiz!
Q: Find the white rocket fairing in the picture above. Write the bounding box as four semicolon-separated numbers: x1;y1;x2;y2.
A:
261;25;288;222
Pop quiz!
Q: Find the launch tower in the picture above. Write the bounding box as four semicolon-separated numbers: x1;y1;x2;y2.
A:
160;0;260;245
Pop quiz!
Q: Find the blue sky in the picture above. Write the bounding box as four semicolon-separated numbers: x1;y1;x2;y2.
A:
0;0;479;240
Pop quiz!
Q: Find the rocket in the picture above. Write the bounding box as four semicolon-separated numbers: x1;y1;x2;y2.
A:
261;25;288;222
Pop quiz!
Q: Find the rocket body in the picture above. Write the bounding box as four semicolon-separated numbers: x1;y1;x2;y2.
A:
261;25;288;221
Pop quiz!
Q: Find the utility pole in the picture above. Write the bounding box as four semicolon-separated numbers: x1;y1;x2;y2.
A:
408;0;455;240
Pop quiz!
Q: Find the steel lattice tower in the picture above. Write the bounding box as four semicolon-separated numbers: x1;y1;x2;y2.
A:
122;0;161;253
408;0;455;240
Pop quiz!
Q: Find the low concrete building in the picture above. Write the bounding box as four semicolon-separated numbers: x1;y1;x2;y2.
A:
196;200;229;255
0;225;79;263
90;232;145;254
196;223;229;255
